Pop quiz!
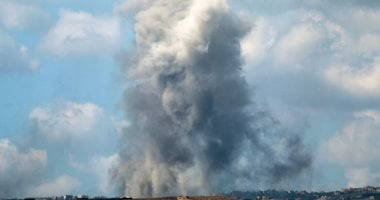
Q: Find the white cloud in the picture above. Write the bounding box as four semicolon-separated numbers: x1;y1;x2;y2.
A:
29;101;106;142
326;111;380;166
0;1;50;30
91;154;120;194
350;8;380;34
29;100;119;171
324;110;380;187
324;57;380;97
0;139;47;198
40;10;121;56
69;153;120;195
240;17;276;65
355;110;380;123
0;31;39;73
356;34;380;56
240;9;346;75
345;168;380;188
237;5;380;116
28;100;121;196
274;22;324;69
113;0;154;15
28;175;81;197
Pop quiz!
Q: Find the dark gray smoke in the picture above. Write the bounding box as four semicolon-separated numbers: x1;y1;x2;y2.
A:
111;0;311;197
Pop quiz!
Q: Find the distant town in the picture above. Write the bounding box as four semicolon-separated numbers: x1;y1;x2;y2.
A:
3;186;380;200
228;186;380;200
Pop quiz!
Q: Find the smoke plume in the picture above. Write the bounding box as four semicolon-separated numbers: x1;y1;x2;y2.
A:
111;0;311;197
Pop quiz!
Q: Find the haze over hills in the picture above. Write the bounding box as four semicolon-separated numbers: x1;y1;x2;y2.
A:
1;0;380;198
4;186;380;200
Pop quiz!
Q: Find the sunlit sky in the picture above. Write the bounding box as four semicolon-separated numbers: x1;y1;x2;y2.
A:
1;0;380;198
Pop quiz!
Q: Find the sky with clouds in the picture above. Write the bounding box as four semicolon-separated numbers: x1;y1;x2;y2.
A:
1;0;380;198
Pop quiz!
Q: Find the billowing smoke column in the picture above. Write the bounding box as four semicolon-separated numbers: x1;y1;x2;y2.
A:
111;0;311;197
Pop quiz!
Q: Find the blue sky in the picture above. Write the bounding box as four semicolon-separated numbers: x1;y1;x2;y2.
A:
1;0;380;198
